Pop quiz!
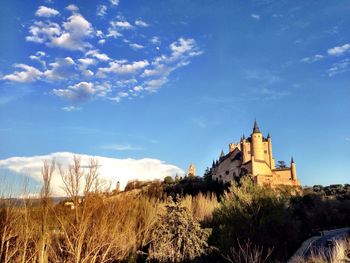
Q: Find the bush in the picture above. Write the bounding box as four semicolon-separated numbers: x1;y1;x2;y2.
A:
147;197;211;262
210;176;301;261
164;176;174;184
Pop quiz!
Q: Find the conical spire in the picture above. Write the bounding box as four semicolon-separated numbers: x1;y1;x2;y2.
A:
253;119;261;133
220;149;225;158
291;156;294;163
242;134;246;140
267;132;271;139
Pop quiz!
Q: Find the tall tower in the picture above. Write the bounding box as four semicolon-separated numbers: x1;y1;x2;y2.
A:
251;120;264;161
291;157;297;180
267;133;274;168
188;163;196;177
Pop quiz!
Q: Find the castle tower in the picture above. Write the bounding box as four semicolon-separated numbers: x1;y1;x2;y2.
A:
188;163;196;177
251;120;264;161
291;157;297;180
267;133;274;168
220;149;225;158
229;143;235;153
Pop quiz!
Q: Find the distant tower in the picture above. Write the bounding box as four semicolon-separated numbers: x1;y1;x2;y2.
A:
291;157;297;180
188;163;196;177
251;120;264;161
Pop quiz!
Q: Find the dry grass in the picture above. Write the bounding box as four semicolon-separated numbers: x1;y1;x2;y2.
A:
302;239;350;263
180;192;219;222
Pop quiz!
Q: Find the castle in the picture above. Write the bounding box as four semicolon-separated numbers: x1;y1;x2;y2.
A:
211;121;300;187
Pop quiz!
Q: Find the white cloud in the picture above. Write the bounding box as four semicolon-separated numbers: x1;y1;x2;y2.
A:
97;60;149;76
86;49;110;61
0;152;184;196
144;77;168;92
53;81;95;100
2;64;42;83
327;58;350;77
44;57;76;80
135;19;148;27
29;51;47;68
106;28;122;38
78;57;96;67
129;43;144;50
26;13;93;51
133;85;143;92
327;43;350;56
65;4;79;12
97;5;107;17
150;36;161;45
118;91;129;97
251;14;260;20
110;0;119;6
35;6;60;17
111;20;133;29
169;37;202;59
51;13;93;51
94;82;112;97
62;105;81;112
300;54;325;63
26;21;61;43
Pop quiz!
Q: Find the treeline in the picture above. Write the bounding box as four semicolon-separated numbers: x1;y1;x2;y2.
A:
304;184;350;200
1;158;350;262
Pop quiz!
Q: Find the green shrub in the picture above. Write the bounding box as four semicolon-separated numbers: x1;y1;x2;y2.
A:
147;197;210;262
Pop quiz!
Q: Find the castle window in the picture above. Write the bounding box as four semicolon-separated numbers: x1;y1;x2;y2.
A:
225;171;229;175
248;151;251;154
264;150;267;153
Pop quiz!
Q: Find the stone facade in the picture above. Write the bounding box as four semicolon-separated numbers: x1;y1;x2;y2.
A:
211;121;300;187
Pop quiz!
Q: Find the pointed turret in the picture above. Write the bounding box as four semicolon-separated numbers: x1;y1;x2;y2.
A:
290;157;296;180
267;132;271;139
220;149;225;158
251;120;264;160
253;119;261;133
242;134;246;140
212;160;215;168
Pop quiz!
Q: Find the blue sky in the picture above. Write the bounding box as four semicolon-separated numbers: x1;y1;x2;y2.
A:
0;0;350;190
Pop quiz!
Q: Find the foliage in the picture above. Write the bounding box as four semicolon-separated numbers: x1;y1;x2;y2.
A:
163;176;174;184
147;197;211;262
210;176;302;261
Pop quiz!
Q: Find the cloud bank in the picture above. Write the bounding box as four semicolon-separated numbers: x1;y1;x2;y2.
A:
0;152;184;196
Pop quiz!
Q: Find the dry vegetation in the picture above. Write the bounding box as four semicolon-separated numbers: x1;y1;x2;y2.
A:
300;239;350;263
0;156;218;263
1;158;350;263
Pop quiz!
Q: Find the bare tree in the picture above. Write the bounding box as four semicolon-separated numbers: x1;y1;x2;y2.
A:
38;160;55;263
